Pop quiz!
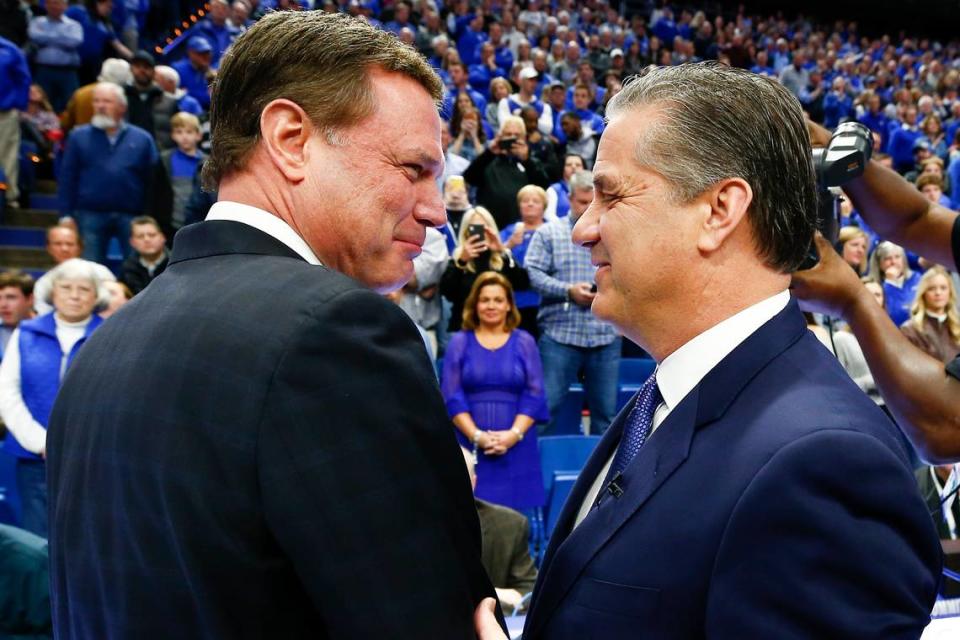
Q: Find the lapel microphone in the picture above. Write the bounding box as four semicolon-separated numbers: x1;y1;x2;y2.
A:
595;472;625;509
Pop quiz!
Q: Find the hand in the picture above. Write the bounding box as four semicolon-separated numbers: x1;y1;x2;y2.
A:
474;597;508;640
485;227;505;253
884;266;901;281
806;118;832;147
489;134;506;155
505;223;526;249
460;234;488;261
791;234;868;319
510;137;530;162
464;117;479;138
495;587;524;612
568;282;596;307
482;431;510;456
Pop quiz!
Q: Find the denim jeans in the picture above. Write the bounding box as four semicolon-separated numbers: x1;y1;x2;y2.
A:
33;65;79;114
16;459;47;538
76;210;135;266
539;334;621;435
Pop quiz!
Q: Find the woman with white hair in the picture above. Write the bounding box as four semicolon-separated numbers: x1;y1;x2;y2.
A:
869;241;922;326
0;258;109;536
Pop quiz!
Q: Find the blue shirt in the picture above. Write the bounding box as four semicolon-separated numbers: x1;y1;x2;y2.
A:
500;223;542;310
0;37;30;112
172;58;210;110
28;14;84;67
524;216;618;348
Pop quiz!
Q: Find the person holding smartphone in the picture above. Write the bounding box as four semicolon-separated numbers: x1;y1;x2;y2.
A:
441;206;530;333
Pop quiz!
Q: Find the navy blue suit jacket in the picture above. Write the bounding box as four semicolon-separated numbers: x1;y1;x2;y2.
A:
523;300;942;639
47;221;498;638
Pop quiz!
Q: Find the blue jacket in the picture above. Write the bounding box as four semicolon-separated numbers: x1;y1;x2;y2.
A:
0;37;30;112
60;124;158;216
3;313;102;460
523;300;940;639
822;92;854;129
171;58;210;110
858;111;892;151
888;124;922;172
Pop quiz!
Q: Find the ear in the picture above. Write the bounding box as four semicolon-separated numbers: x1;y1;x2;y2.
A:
697;177;753;255
259;98;314;184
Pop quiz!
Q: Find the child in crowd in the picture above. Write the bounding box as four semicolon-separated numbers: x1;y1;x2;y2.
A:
159;112;205;235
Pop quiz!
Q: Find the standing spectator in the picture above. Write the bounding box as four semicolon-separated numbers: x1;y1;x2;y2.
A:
59;82;159;265
441;272;548;511
0;259;107;536
859;92;892;152
558;112;597;167
520;105;560;182
0;0;30;46
119;216;167;295
441;206;529;333
778;50;809;99
919;115;949;164
463;116;551;229
189;0;240;66
870;240;922;327
125;50;179;149
395;227;449;357
439;120;470;187
0;272;34;359
799;69;826;125
497;67;553;137
485;77;511;131
524;170;621;435
545;153;584;220
153;65;203;116
28;0;84;113
889;105;922;173
68;0;132;86
0;36;29;211
823;76;854;129
901;266;960;363
171;37;214;111
450;92;488;162
157;111;204;235
501;185;547;336
551;42;581;85
60;57;131;135
33;224;115;315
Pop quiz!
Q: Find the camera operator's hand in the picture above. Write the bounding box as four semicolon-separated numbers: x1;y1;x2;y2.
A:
460;234;488;262
791;234;867;319
510;137;530;162
806;119;832;147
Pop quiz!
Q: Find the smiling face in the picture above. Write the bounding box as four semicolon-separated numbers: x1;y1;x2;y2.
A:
572;107;705;341
475;283;510;330
842;235;867;269
518;193;545;225
294;70;446;292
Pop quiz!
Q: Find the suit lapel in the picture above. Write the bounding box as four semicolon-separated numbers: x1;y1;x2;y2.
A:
524;300;809;638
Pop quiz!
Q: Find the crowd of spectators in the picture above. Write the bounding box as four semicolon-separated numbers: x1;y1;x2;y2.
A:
3;0;960;607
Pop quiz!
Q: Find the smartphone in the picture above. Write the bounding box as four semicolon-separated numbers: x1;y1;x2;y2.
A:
499;137;517;151
468;224;486;240
590;283;598;293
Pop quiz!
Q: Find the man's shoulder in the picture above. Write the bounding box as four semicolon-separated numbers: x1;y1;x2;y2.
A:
476;498;528;528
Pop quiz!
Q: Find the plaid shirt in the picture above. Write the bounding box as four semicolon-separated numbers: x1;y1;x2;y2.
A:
525;216;619;348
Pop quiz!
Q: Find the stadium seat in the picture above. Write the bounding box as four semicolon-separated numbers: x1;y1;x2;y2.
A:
543;471;579;544
550;385;586;435
538;435;600;493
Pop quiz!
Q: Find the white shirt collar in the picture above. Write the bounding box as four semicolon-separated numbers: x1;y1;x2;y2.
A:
655;290;791;413
205;201;323;266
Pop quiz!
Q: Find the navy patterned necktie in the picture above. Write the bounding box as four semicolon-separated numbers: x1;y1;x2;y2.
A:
604;373;662;484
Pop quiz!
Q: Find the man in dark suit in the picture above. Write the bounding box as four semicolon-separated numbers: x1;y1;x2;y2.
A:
477;62;943;639
47;12;501;639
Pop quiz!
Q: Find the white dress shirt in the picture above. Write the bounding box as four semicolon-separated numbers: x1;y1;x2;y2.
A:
573;290;791;528
206;201;323;265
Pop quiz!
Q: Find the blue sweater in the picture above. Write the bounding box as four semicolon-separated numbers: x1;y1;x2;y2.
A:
0;37;30;112
60;124;158;216
3;313;102;460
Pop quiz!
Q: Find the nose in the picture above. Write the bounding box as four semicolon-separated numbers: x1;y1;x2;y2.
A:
571;201;600;248
415;179;448;229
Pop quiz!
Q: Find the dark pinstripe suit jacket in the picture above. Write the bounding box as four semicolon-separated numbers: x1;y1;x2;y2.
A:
46;220;498;639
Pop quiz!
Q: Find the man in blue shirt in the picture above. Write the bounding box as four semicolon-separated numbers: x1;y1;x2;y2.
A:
822;76;854;129
172;36;214;110
525;170;620;435
457;13;487;67
27;0;83;113
188;0;239;66
59;82;159;265
0;36;29;211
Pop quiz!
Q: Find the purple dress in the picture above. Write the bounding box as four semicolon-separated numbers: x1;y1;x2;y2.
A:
442;330;549;509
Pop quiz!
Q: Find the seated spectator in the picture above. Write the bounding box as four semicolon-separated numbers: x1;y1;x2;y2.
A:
188;0;240;66
152;65;202;115
904;140;935;183
920;114;949;163
0;524;51;636
441;174;471;251
870;241;922;327
858;92;892;152
917;173;952;209
100;280;131;319
59;82;158;266
501;185;547;336
555;84;605;144
545;153;585;220
0;272;34;359
119;216;168;296
0;259;108;536
68;0;132;86
440;120;470;188
443;61;487;119
485;77;511;131
463;116;550;229
469;41;507;95
558;111;597;167
450;92;489;162
837;226;870;276
441;206;529;333
888;105;922;174
60;58;131;135
172;37;215;111
900;266;960;363
228;0;252;31
441;272;548;511
823;76;854;129
126;50;179;150
33;225;115;315
460;446;537;615
497;67;553;137
28;0;83;113
157;111;205;236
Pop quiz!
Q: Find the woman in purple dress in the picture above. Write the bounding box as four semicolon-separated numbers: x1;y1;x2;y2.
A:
441;271;548;510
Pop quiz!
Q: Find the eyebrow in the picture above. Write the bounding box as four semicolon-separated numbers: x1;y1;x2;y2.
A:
593;173;620;193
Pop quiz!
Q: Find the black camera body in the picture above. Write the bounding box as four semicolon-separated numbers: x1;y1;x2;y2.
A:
800;121;873;270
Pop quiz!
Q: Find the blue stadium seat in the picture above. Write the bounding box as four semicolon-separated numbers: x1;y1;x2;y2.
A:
543;471;578;543
551;385;586;435
538;435;600;493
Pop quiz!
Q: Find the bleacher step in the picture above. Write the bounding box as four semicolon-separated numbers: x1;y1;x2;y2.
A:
4;208;58;228
0;246;55;270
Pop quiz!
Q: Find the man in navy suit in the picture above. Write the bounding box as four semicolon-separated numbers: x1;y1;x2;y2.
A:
47;12;502;639
478;62;943;639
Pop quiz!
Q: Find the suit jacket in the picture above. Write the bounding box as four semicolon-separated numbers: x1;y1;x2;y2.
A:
523;300;942;639
46;220;499;639
477;498;538;593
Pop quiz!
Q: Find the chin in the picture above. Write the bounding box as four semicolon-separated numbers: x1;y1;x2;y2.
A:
366;260;413;294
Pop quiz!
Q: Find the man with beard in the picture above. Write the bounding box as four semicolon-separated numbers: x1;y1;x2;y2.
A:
59;82;158;265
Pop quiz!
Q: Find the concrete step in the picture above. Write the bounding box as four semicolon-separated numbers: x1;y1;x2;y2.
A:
2;208;57;228
0;246;54;270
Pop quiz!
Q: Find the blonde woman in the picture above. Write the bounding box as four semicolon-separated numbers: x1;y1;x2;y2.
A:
901;266;960;363
837;226;869;276
440;206;529;332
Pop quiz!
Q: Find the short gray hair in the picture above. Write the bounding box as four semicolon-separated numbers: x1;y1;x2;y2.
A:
568;169;593;193
155;65;180;88
605;62;817;273
98;58;132;85
46;259;112;311
95;81;127;107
